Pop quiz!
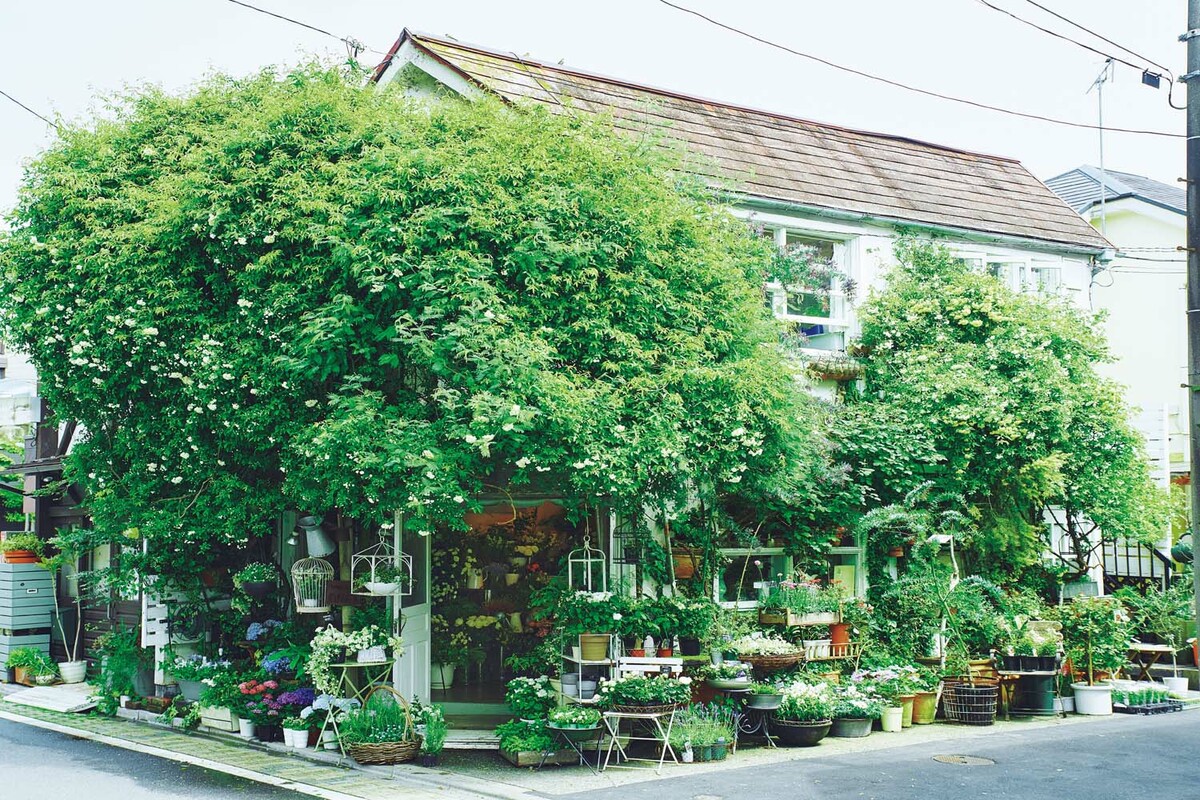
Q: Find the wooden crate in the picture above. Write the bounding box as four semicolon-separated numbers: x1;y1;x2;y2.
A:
501;747;598;767
758;609;838;626
199;706;241;732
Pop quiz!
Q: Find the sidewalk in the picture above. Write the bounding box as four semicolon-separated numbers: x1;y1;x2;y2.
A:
0;697;536;800
2;692;1195;799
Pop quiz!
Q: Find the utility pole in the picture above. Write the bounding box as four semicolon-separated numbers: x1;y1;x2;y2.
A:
1089;59;1114;235
1183;0;1200;648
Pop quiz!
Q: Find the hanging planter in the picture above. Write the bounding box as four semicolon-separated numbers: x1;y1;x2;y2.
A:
805;356;864;382
291;558;334;613
567;533;607;593
351;536;413;597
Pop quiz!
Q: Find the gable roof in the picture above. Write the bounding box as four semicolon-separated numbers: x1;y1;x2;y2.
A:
1044;165;1185;216
374;30;1110;254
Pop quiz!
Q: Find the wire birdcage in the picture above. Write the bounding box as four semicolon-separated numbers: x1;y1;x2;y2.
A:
567;534;607;593
291;557;334;613
351;536;413;597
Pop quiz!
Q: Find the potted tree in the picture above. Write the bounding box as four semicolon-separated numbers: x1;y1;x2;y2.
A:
40;539;87;683
1056;596;1131;715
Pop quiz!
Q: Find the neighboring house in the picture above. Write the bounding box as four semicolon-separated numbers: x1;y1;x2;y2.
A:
1046;165;1186;590
0;341;38;439
370;31;1116;705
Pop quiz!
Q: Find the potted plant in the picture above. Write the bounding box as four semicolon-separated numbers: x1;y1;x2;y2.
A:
1121;579;1193;695
495;719;561;767
774;681;834;746
547;706;602;742
308;625;403;694
197;669;245;732
354;563;411;596
339;692;421;765
234;562;277;600
282;716;310;748
830;683;883;737
670;596;718;656
505;676;557;720
239;676;283;740
730;632;803;672
0;532;44;564
419;704;448;766
1055;596;1131;715
596;674;692;713
746;680;784;710
40;540;86;683
6;646;54;686
700;662;753;690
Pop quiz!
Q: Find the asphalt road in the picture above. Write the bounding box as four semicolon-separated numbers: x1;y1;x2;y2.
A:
0;718;300;799
565;711;1200;800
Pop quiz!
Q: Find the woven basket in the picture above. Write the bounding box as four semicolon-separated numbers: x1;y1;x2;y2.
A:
345;686;421;765
740;653;803;672
610;702;680;715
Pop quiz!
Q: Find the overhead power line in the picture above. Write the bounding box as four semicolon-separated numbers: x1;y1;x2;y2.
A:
974;0;1146;74
654;0;1184;138
1;88;58;130
223;0;382;60
1020;0;1173;76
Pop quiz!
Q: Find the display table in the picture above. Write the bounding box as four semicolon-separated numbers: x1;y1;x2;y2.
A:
600;709;678;774
547;724;604;775
1128;643;1176;682
996;670;1059;718
316;660;395;756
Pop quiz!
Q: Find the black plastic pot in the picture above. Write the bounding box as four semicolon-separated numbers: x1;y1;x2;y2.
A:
773;719;832;746
679;638;702;657
1011;673;1056;716
1019;655;1040;672
1000;655;1021;671
257;724;284;742
1034;656;1058;672
419;754;439;767
242;580;275;600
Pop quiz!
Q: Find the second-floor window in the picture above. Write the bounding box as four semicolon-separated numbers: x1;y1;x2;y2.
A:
762;230;849;351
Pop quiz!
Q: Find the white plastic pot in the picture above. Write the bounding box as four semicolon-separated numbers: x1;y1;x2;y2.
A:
1071;682;1113;715
357;646;387;663
238;718;257;739
431;663;456;690
58;660;87;684
880;706;904;732
1164;676;1190;695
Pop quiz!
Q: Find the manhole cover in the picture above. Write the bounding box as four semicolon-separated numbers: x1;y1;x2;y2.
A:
933;754;995;766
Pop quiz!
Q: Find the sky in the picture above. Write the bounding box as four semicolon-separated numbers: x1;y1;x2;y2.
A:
0;0;1189;215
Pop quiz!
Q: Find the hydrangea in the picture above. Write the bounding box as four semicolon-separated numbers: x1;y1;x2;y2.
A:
246;619;283;641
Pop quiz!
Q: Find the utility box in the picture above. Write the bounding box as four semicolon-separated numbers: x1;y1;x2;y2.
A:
0;562;54;666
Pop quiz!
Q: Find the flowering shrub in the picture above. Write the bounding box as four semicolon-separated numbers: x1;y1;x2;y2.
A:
504;676;557;719
777;682;834;722
167;654;231;683
763;574;840;615
597;675;692;708
276;687;317;712
548;706;601;727
832;683;884;719
238;677;281;724
698;662;752;681
849;665;926;701
729;632;800;656
245;619;283;642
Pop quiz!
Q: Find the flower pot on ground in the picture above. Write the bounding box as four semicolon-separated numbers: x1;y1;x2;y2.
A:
775;681;833;746
898;694;915;727
57;660;87;684
1071;682;1113;715
912;691;939;724
431;663;457;690
679;638;702;657
830;717;872;738
1164;676;1189;695
775;718;832;746
238;718;257;739
880;706;903;732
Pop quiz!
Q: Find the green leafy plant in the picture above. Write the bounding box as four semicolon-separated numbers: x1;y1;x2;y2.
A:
504;676;557;720
94;624;150;696
420;705;448;755
777;682;834;722
6;646;55;676
337;695;418;746
547;706;601;728
494;719;556;753
596;675;692;708
233;563;276;586
0;532;43;556
1054;596;1132;686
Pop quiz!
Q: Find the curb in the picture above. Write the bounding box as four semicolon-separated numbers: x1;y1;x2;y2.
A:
0;708;376;800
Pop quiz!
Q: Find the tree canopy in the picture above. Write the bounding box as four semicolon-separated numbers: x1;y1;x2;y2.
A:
0;65;829;584
842;239;1166;581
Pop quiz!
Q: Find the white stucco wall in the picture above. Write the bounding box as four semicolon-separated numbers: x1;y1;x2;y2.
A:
1084;199;1187;477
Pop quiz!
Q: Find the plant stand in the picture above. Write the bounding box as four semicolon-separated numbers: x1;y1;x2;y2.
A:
600;709;678;775
547;724;604;775
714;686;776;750
315;659;395;756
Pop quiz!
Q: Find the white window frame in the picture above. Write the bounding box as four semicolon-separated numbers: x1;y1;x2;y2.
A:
764;228;850;328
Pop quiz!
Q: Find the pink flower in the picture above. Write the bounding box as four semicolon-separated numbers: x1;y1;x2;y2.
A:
264;681;278;689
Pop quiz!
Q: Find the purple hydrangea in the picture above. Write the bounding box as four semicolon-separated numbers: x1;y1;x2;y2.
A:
246;619;283;641
277;687;316;709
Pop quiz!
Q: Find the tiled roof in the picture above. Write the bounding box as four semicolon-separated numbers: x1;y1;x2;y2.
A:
377;31;1111;253
1045;166;1185;215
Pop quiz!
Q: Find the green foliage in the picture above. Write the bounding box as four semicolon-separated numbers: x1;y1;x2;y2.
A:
0;532;43;555
0;64;829;590
846;239;1167;581
5;646;54;674
337;694;418;746
94;624;150;696
494;718;556;753
1052;596;1131;685
1117;575;1194;650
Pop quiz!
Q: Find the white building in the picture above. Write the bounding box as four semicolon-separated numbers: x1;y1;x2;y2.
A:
0;341;38;439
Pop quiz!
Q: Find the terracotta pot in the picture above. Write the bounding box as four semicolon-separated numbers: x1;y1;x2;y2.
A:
657;647;674;658
628;648;646;657
829;623;851;646
672;547;701;580
2;550;39;564
887;546;904;558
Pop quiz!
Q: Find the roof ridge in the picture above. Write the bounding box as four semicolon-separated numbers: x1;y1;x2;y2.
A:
401;30;1023;165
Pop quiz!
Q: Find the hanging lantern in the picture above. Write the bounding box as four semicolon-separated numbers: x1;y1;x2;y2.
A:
351;536;413;597
567;534;607;594
297;515;336;557
291;557;334;613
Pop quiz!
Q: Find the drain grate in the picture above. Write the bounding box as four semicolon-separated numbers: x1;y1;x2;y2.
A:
933;754;995;766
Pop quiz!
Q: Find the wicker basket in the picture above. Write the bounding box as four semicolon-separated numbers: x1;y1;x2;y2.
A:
344;686;422;765
740;653;803;672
